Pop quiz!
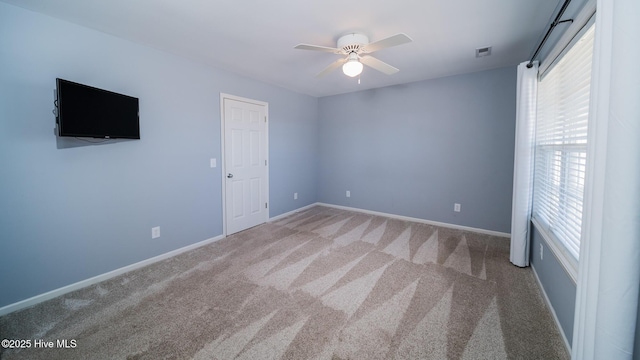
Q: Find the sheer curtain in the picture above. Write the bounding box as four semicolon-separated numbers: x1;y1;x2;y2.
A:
509;61;538;267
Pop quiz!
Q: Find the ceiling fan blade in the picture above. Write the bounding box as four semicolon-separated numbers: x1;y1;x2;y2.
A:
361;33;413;53
294;43;341;53
316;58;347;78
359;55;399;75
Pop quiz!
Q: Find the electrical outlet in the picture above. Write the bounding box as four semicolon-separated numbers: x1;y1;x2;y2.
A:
294;192;298;200
152;226;160;239
454;203;461;212
540;243;544;260
346;190;351;198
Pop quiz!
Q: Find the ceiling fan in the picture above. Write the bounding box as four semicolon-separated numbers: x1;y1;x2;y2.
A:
294;33;413;78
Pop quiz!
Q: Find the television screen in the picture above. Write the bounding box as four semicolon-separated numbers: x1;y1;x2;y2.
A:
56;78;140;139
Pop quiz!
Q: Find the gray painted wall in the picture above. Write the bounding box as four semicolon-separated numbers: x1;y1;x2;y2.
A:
269;97;319;216
0;3;317;308
530;224;577;345
317;67;516;233
636;299;640;359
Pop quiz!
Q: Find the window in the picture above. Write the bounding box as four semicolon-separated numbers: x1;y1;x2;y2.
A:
532;23;595;270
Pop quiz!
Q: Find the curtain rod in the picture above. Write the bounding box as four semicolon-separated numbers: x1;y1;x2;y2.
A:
527;0;574;68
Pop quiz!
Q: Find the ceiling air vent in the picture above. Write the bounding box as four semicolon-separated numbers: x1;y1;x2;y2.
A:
476;46;492;58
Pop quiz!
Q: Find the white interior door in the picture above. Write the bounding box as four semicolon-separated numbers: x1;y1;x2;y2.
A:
223;96;268;235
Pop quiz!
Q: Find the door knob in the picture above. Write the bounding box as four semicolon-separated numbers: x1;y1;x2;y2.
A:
227;173;233;178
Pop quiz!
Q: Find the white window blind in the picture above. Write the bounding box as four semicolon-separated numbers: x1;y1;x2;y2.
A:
533;23;595;261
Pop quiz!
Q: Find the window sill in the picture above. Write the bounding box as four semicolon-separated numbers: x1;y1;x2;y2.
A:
531;217;578;284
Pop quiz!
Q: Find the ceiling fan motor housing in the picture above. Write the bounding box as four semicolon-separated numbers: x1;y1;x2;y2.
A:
337;33;369;54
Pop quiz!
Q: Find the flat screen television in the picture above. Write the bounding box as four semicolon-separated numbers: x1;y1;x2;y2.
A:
56;78;140;139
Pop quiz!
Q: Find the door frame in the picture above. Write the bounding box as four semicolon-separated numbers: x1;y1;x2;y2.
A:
220;93;269;236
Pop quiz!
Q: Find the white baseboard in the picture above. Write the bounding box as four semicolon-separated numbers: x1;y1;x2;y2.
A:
0;234;225;317
316;202;511;238
531;264;572;355
268;203;318;222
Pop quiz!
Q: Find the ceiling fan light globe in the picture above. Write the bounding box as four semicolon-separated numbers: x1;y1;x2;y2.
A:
342;60;363;77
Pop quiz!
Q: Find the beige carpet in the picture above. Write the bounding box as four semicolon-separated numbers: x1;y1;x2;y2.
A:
0;206;568;359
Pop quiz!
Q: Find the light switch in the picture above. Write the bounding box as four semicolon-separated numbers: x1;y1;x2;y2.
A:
210;158;216;168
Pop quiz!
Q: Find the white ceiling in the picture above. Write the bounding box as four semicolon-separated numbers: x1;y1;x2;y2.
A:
2;0;563;97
